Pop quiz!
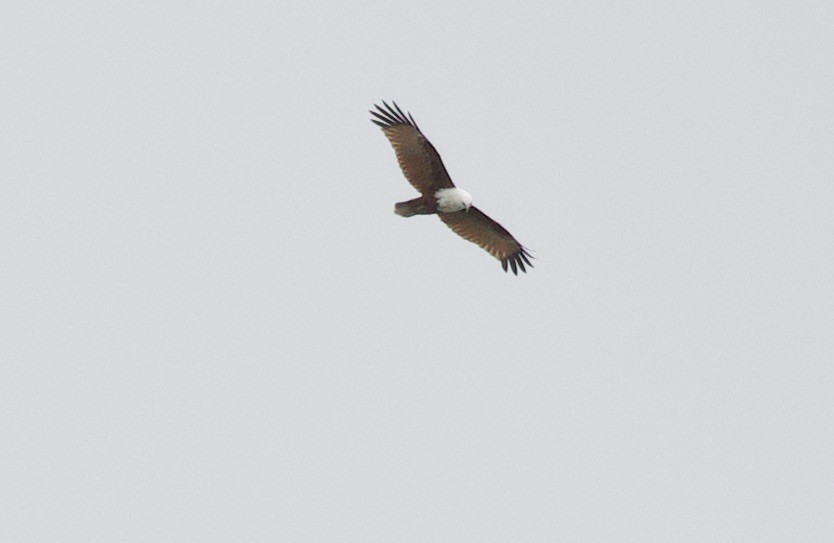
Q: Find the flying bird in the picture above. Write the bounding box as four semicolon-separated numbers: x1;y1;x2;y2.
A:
371;101;533;275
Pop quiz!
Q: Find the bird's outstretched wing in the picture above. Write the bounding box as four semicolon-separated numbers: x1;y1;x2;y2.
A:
371;101;454;194
439;207;533;275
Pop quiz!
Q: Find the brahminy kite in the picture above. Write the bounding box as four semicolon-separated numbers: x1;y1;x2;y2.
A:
371;101;533;274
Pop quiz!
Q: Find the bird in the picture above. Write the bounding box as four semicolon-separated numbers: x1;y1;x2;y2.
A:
371;101;533;275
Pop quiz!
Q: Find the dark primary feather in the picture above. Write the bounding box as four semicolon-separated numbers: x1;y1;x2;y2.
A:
370;100;420;131
370;101;454;194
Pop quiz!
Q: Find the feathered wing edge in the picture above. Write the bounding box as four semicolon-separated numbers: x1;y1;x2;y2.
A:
439;207;534;275
369;100;421;132
502;246;535;275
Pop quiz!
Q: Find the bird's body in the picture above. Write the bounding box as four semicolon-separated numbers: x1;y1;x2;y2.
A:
371;101;532;274
394;188;472;217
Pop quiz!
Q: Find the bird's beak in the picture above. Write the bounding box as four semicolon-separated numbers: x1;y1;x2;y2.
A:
465;205;471;213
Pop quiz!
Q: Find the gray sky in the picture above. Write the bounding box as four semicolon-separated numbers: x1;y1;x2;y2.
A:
2;1;833;541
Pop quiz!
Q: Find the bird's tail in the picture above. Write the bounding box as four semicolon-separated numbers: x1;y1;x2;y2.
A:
394;197;434;217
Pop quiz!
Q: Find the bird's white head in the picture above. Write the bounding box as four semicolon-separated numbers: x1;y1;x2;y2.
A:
435;187;472;213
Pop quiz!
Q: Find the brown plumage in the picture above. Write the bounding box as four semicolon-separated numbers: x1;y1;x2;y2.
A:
371;101;533;275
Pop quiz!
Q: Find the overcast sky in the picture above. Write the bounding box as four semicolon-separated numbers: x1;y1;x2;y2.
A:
2;1;833;541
